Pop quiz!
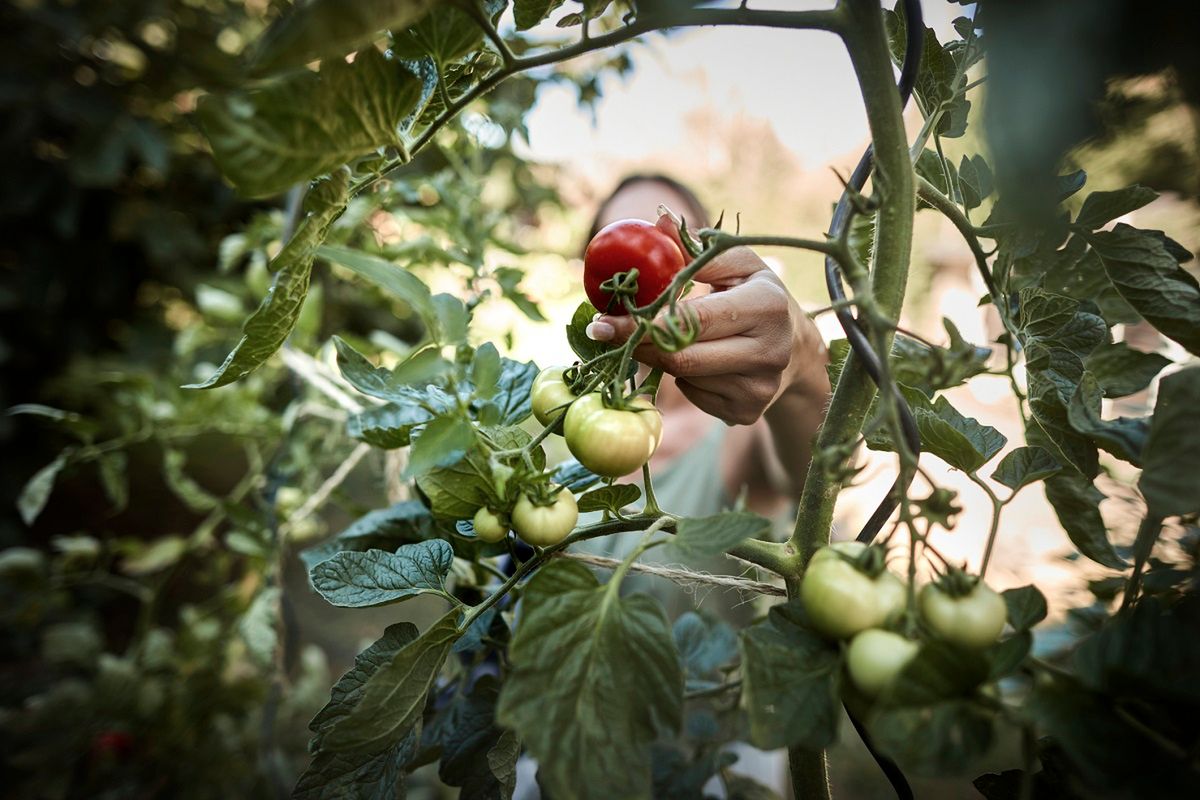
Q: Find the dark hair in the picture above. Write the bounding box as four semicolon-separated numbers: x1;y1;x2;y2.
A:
586;173;711;243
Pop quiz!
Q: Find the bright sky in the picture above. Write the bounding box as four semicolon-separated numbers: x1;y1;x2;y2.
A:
519;2;964;177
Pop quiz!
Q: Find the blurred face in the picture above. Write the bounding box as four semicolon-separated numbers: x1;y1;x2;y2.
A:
596;180;699;230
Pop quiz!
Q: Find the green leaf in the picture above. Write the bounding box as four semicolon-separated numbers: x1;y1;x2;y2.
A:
740;601;840;750
391;1;498;64
496;560;682;800
890;319;992;395
298;622;421;798
673;612;738;682
199;48;420;198
333;337;451;406
1003;585;1048;631
990;446;1060;493
252;0;437;74
1083;341;1170;398
1066;373;1148;466
514;0;568;30
867;386;1007;473
576;483;641;514
957;154;994;210
672;511;772;558
18;449;72;526
1073;595;1200;706
1026;677;1200;796
432;293;469;345
986;631;1032;681
300;500;440;571
566;300;610;363
313;622;418;729
482;358;538;425
1074;185;1158;230
347;403;432;448
470;343;502;400
1043;474;1125;569
320;245;436;324
548;459;602;493
1139;367;1200;517
915;149;959;205
96;452;129;512
1026;376;1098;479
185;173;348;388
884;641;991;705
423;675;518;800
1035;240;1140;326
884;6;971;137
1087;224;1200;356
322;609;460;753
405;415;477;478
417;428;544;519
120;535;188;576
310;540;454;608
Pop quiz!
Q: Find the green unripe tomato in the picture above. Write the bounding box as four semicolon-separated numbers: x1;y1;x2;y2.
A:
919;579;1007;648
846;629;920;697
531;368;578;427
511;488;578;547
472;507;509;543
801;542;906;640
563;393;663;478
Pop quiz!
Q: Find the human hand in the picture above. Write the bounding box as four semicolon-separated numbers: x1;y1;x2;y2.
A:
585;214;830;425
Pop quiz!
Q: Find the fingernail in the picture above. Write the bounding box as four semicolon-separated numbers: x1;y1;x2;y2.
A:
586;321;615;342
657;204;681;226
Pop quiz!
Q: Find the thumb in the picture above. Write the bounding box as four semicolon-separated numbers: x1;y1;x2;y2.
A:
655;208;689;258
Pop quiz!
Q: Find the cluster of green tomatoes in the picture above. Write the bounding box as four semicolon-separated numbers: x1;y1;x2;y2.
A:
801;542;1007;696
470;366;663;549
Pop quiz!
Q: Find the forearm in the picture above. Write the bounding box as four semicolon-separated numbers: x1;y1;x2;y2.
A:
761;330;832;499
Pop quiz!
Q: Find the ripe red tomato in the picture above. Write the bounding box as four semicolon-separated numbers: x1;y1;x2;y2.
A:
583;219;685;315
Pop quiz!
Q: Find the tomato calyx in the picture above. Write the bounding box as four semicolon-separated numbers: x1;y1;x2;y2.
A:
828;542;890;579
933;565;982;598
522;481;567;508
597;269;642;314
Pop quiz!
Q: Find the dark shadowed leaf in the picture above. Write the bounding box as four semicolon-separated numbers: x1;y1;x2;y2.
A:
673;612;739;682
1087;224;1200;356
740;601;840;750
300;500;440;571
322;609;460;753
252;0;437;73
991;446;1060;493
1074;185;1158;230
297;622;421;798
1139;367;1200;517
496;560;682;800
1003;585;1048;631
1083;341;1170;398
1043;474;1125;569
199;49;420;198
1066;373;1148;466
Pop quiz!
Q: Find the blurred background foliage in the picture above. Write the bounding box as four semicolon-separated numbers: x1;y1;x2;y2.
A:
1;0;1198;797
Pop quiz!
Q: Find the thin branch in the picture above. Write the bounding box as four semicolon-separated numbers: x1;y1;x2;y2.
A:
553;551;786;597
352;6;842;197
916;176;1020;345
280;442;373;536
